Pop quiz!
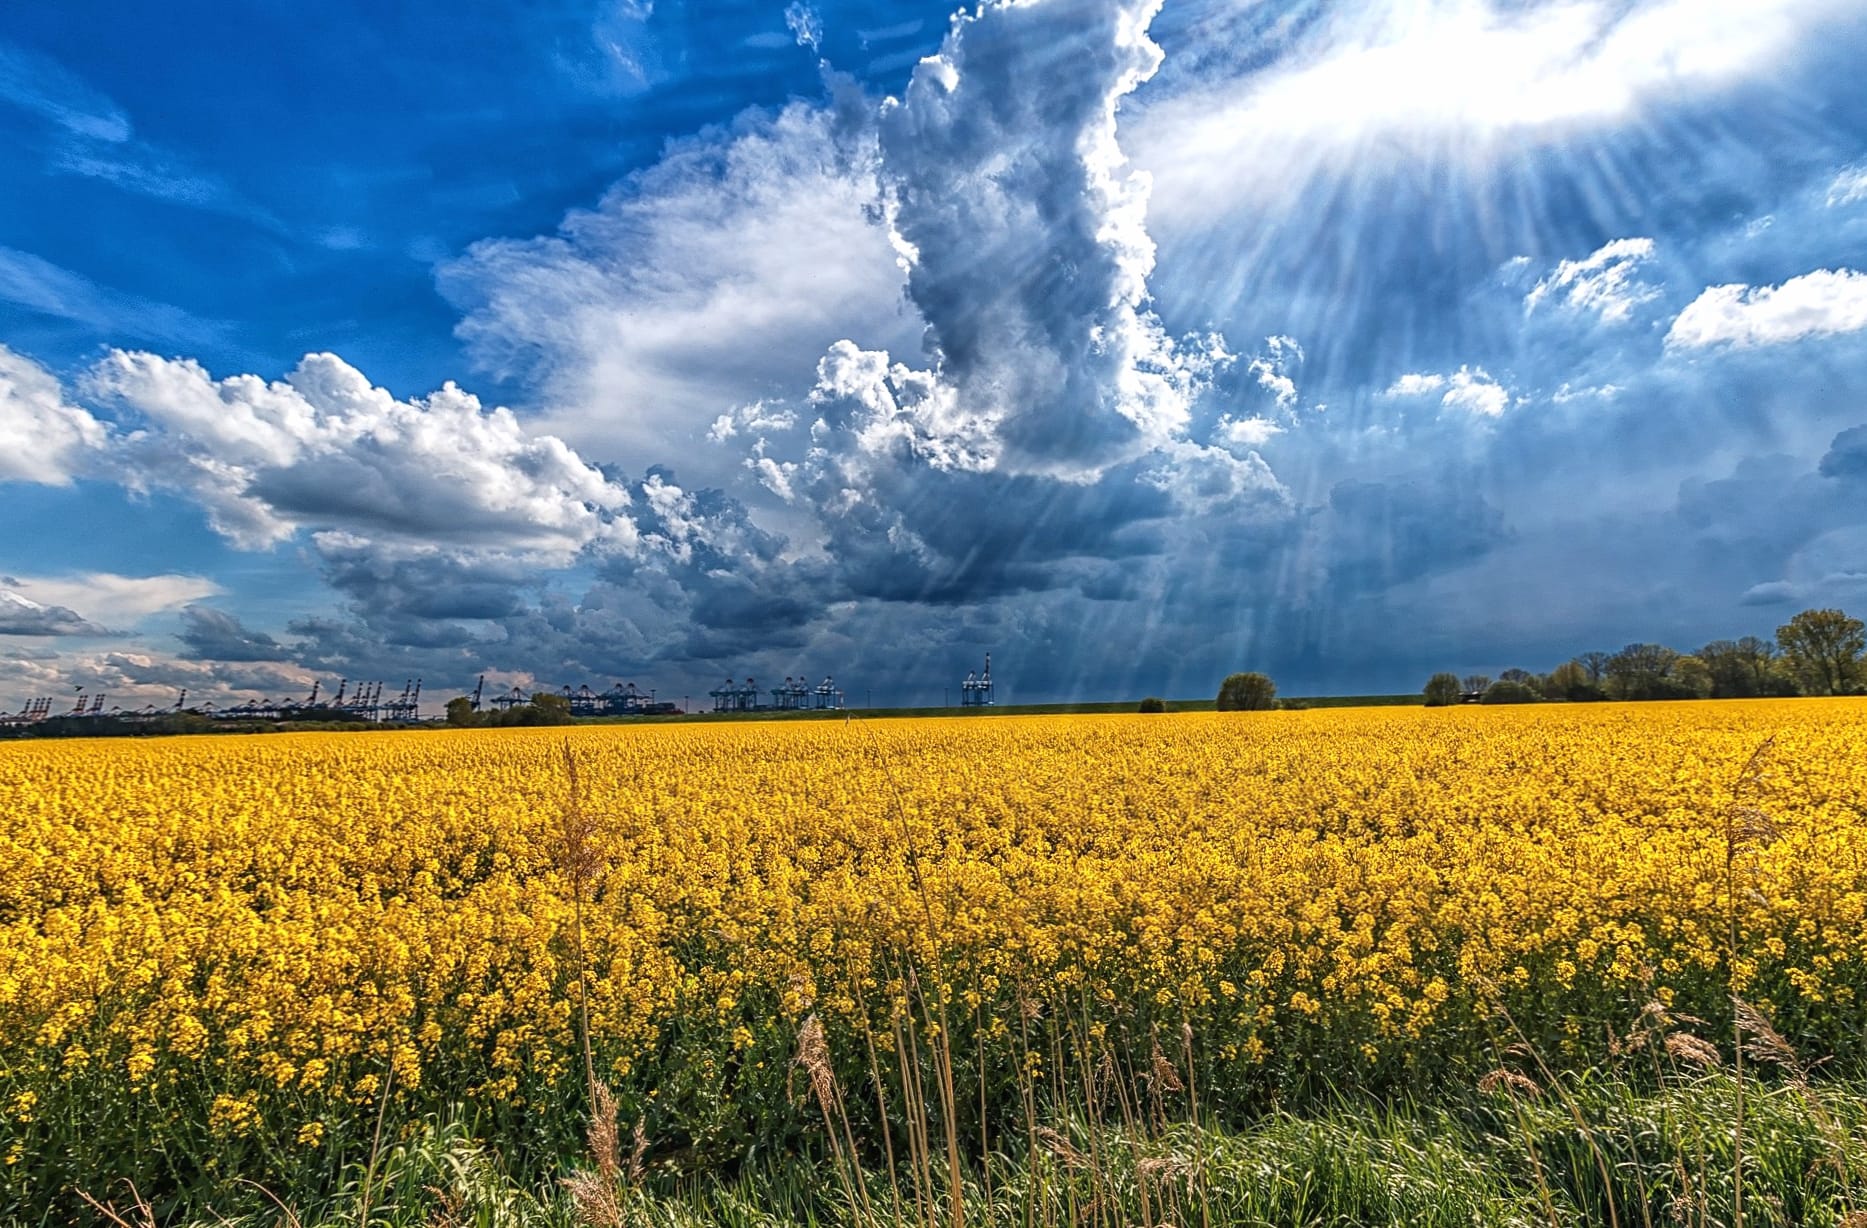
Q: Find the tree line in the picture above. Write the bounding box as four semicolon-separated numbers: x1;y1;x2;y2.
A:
1423;607;1866;705
443;692;575;727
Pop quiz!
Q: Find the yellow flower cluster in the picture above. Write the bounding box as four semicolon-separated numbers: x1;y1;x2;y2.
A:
2;700;1863;1184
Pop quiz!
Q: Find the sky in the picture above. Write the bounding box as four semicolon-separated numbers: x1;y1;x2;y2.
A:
3;0;1867;710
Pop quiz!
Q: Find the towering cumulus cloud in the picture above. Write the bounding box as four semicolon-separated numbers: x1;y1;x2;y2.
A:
820;0;1204;478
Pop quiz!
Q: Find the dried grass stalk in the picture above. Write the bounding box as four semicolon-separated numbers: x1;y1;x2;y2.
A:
1035;1126;1090;1169
1149;1037;1185;1094
1664;1032;1723;1069
1479;1068;1543;1098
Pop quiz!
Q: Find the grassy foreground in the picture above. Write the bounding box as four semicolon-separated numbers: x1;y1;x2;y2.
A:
76;1074;1867;1227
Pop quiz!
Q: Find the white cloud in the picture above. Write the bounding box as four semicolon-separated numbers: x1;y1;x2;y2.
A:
1827;165;1867;207
84;349;639;558
1666;269;1867;349
1525;238;1659;322
1552;382;1621;403
1383;373;1447;398
0;343;109;484
1441;367;1512;418
784;1;822;50
444;101;915;488
708;400;798;445
1247;335;1304;409
747;453;800;502
1143;440;1288;515
1388;366;1512;417
805;339;998;475
1215;415;1284;448
5;571;220;627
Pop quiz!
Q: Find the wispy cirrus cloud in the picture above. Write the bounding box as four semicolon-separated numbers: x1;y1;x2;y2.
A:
0;39;130;142
1827;165;1867;208
0;247;223;346
0;38;278;228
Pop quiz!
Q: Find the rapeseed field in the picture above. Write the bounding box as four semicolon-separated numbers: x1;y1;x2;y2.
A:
3;702;1865;1221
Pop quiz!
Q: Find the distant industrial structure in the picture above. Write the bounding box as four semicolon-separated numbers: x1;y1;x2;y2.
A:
4;662;880;729
960;653;995;706
0;679;424;726
206;678;424;723
0;695;62;727
470;677;681;717
708;674;845;713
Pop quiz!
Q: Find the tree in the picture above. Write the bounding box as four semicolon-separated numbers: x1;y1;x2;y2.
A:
1739;636;1800;696
1481;679;1540;704
1700;640;1753;698
1672;655;1714;699
1498;668;1535;685
444;696;479;727
1777;608;1866;696
1423;673;1462;707
1541;660;1601;702
1461;675;1493;697
1138;696;1167;713
1698;637;1787;698
1577;652;1611;685
1606;643;1681;700
482;693;576;727
1216;672;1277;711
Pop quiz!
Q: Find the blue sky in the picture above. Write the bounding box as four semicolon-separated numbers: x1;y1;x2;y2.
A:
4;0;1867;709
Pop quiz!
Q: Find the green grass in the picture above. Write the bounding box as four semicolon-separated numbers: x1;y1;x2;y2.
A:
66;1075;1866;1227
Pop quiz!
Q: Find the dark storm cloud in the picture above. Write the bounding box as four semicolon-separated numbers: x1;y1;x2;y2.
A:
315;540;535;628
1323;479;1509;595
176;604;288;661
817;463;1178;605
1820;425;1867;479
